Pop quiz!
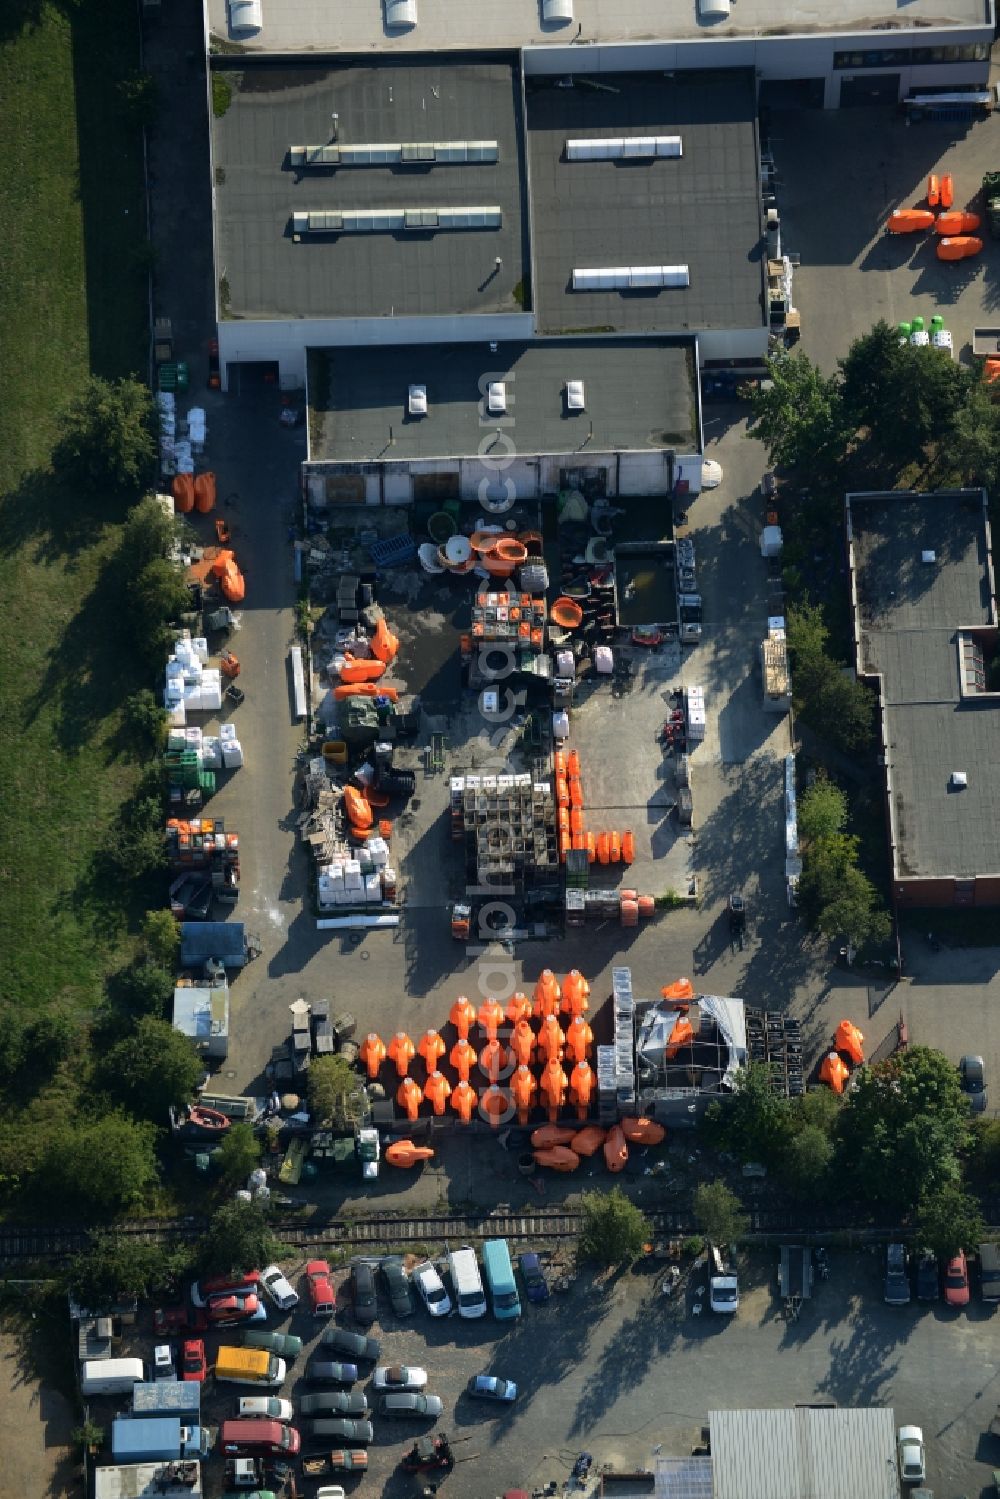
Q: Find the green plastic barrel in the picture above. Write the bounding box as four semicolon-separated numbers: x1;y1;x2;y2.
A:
898;322;911;336
911;316;925;333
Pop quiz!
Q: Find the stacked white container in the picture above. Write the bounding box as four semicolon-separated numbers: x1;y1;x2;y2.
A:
685;684;706;743
364;872;382;905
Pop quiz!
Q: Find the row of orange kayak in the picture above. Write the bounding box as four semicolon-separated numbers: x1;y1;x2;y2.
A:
554;745;636;864
887;177;984;262
927;172;955;210
887;208;981;236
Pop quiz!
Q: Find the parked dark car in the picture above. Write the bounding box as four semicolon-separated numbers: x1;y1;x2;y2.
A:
351;1263;378;1326
914;1250;939;1302
884;1244;911;1306
379;1393;443;1419
381;1257;415;1318
519;1252;550;1305
307;1360;359;1385
322;1327;381;1363
959;1054;987;1114
307;1417;373;1445
299;1391;369;1416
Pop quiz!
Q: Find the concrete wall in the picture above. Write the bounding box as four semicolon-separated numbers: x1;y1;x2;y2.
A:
218;313;535;391
895;875;1000;909
521;30;991;108
697;327;770;366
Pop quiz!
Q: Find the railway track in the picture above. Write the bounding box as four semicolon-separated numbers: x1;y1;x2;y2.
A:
3;1201;998;1267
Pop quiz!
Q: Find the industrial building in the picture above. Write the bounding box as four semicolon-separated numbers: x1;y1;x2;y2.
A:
208;57;767;395
304;337;701;503
847;488;1000;909
206;0;993;111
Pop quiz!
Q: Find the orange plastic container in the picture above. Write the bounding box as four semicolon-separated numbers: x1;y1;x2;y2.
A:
940;173;954;209
937;235;982;261
172;474;194;513
935;210;981;235
550;596;584;628
927;173;940;207
571;831;586;850
558;807;570;834
556;777;570;807
340;658;386;683
586;832;596;864
569;777;584;808
609;831;622;864
567;750;581;778
596;832;610;865
570;808;584;835
554;750;568;777
193;472;216;514
637;894;655;919
621;830;636;865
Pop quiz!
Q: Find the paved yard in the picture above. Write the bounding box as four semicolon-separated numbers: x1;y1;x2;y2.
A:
183;1251;1000;1499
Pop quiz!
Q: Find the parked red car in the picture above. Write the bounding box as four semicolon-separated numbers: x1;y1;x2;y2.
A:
943;1250;970;1307
307;1260;336;1317
182;1339;207;1382
206;1292;262;1325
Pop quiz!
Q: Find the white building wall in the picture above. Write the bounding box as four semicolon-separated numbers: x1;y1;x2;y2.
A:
383;470;413;506
217;314;535;391
522;29;991;107
696;327;770;366
459;456;541;503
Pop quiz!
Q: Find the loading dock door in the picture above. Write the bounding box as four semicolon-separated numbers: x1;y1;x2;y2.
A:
839;74;900;107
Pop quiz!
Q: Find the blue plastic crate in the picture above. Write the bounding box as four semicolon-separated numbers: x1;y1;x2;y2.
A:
367;534;418;567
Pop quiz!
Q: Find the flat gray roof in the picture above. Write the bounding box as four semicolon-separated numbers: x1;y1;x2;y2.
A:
206;0;991;57
308;337;697;462
850;490;1000;882
526;72;764;336
709;1408;897;1499
212;57;527;320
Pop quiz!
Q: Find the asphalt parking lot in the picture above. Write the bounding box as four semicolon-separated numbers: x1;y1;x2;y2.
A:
186;1249;1000;1499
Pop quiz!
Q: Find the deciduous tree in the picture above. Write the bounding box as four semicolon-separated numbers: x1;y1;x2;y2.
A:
578;1187;651;1265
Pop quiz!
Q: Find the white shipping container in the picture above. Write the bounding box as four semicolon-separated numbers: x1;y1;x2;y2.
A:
344;859;363;890
222;744;244;769
364;873;382;904
366;837;388;868
219;722;238;743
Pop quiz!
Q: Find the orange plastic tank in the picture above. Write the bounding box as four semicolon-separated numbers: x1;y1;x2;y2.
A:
609;831;622;864
940;173;954;209
596;832;610;865
451;1079;476;1125
193;472;216;514
935;210;981;235
927;174;940;208
554;749;568;778
937;235;982;261
621;830;636;865
340;658;386;683
586;832;596;863
531;1123;577;1149
567;750;581;777
571;1125;606;1157
533;1146;580;1172
172;474;194;513
887;208;935;234
604;1125;628;1173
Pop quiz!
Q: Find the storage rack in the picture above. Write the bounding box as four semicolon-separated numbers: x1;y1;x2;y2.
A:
744;1008;804;1096
449;774;558;889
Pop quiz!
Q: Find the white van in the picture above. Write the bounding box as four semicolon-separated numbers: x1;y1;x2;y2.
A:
448;1247;487;1319
81;1358;146;1396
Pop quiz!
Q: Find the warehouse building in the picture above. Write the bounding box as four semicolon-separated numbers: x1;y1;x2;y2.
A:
304;337;701;503
206;0;993;111
847;488;1000;909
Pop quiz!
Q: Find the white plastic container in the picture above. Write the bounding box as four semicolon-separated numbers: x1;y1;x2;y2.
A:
222;742;244;769
593;645;614;674
344;859;363;891
200;736;222;770
552;710;570;740
219;722;238;743
364;872;382;904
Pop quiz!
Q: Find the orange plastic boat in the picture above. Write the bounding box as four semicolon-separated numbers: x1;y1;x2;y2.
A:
533;1146;580;1172
604;1124;628;1173
935;210;981;235
340;658;386;683
571;1125;606;1157
927;174;940;207
531;1123;577;1149
937;235;982;261
385;1138;435;1168
887;208;935;234
621;1116;667;1146
940;173;954;209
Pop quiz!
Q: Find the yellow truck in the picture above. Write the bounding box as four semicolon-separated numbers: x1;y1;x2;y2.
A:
215;1345;286;1387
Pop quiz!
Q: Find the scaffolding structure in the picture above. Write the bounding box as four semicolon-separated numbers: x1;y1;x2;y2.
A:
449;773;558;889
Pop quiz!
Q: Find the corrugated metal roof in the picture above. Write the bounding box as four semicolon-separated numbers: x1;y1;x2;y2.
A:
179;923;246;968
709;1409;897;1499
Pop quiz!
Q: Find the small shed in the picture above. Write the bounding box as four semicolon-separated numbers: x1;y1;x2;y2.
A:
172;980;230;1061
77;1315;114;1362
93;1462;202;1499
179;922;247;970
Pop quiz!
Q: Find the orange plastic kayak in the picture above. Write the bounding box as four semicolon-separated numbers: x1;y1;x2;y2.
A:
531;1124;577;1148
571;1126;606;1157
887;209;935;234
604;1124;628;1173
927;174;940;207
533;1146;580;1172
333;683;398;700
621;1116;667;1145
937;235;982;261
940;173;954;209
343;785;373;828
935;210;980;235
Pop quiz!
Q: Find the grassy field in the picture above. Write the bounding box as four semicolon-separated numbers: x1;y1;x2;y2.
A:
0;2;149;1026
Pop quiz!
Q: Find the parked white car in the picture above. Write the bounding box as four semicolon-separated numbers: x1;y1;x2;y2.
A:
238;1396;294;1422
411;1261;452;1317
897;1426;926;1485
373;1364;428;1391
261;1264;300;1312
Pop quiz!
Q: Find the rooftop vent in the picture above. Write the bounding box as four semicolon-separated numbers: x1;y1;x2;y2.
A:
542;0;574;21
408;385;428;417
385;0;417;28
566;380;585;410
572;265;689;290
289;141;499;169
950;771;969;789
292;206;501;235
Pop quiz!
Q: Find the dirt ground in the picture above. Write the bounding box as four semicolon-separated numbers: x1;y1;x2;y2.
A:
0;1315;77;1499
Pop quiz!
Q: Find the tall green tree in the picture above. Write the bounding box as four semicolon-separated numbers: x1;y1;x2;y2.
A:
797;776;848;846
100;1016;202;1122
198;1200;283;1279
915;1182;984;1258
951;381;1000;489
713;1062;794;1166
55;376;157;500
836;1046;971;1210
578;1187;651;1266
748;353;847;472
309;1055;365;1130
216;1123;262;1190
693;1180;748;1247
38;1113;159;1215
839;322;971;470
